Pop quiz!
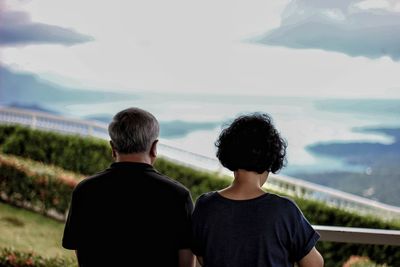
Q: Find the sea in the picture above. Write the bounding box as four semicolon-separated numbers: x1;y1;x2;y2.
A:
44;93;400;177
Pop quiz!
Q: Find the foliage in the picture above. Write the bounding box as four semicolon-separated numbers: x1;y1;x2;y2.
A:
0;125;112;175
343;256;388;267
0;125;19;145
0;248;76;267
292;197;400;266
0;153;82;217
154;157;231;200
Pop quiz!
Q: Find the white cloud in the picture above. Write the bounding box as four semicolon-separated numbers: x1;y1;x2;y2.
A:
2;0;400;98
259;0;400;61
355;0;390;10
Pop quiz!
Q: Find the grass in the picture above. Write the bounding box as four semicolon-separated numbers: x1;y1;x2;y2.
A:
0;201;75;260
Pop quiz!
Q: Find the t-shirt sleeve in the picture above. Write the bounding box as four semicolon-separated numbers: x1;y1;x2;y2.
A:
62;188;82;249
290;205;320;262
176;191;194;249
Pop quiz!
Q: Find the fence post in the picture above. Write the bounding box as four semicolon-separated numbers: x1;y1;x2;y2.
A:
31;114;37;129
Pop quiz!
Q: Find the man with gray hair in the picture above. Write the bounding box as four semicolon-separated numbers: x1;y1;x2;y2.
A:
62;107;195;267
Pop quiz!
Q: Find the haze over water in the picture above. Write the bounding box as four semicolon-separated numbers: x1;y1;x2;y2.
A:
51;94;400;176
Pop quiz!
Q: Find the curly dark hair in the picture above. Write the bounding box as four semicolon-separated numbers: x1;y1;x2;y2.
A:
215;113;287;174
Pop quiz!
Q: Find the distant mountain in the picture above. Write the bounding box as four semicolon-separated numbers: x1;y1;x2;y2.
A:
5;102;60;115
84;114;112;124
159;120;219;138
296;127;400;206
85;114;219;138
314;99;400;115
307;127;400;166
0;65;137;105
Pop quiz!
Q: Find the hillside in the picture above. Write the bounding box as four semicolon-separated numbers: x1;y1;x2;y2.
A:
299;127;400;205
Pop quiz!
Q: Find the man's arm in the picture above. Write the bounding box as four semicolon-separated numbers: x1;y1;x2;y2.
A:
179;248;195;267
297;247;324;267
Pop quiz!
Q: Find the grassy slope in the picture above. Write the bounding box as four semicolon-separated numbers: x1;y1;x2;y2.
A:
0;202;75;260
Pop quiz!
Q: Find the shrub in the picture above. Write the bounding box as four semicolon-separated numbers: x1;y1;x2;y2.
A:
1;125;112;175
292;197;400;266
0;125;19;145
0;153;82;218
343;256;388;267
0;248;76;267
154;157;231;200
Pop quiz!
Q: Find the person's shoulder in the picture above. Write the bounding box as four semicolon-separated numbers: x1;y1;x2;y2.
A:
150;169;191;197
73;168;110;193
266;193;301;212
194;191;219;206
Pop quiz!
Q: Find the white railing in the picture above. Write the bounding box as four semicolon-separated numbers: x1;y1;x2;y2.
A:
314;225;400;246
1;106;400;220
264;174;400;220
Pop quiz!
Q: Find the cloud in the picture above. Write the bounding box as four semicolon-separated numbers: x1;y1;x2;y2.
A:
256;0;400;61
0;8;94;46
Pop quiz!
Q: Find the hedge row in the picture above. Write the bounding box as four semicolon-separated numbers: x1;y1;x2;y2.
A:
0;153;81;217
343;256;387;267
293;197;400;266
1;124;400;265
0;124;229;201
0;247;383;267
0;125;111;175
0;248;76;267
154;157;230;200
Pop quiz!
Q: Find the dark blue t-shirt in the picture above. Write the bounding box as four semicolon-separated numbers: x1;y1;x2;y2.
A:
192;192;319;267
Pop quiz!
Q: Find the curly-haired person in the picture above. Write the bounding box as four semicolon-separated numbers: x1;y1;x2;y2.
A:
191;113;324;267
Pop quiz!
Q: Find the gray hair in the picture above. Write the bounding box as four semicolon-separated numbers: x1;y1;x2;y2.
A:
108;107;159;154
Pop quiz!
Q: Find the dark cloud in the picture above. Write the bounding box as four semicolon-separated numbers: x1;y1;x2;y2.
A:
0;9;94;46
256;0;400;61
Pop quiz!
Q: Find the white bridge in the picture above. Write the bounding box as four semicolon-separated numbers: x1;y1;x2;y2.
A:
1;106;400;221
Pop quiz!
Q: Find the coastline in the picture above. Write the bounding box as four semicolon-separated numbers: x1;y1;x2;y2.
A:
293;127;400;206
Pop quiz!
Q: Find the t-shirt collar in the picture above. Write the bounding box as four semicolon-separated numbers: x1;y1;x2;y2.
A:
110;161;153;169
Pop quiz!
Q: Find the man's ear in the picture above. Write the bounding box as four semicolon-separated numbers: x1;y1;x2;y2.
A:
150;139;158;159
110;140;117;159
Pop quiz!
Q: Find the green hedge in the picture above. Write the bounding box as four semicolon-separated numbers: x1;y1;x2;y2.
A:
293;197;400;266
0;125;112;175
0;248;76;267
343;256;387;267
154;157;230;200
0;153;81;217
0;125;18;145
1;124;399;265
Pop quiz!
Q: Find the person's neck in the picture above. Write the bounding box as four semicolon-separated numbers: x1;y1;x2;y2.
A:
218;169;267;200
115;153;153;165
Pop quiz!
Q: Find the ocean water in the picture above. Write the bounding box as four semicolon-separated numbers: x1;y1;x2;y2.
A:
49;93;400;175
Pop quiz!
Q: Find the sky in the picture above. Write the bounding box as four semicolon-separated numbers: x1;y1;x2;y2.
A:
1;0;400;98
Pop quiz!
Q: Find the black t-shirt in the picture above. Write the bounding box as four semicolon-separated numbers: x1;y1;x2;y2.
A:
192;192;320;267
62;162;193;267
